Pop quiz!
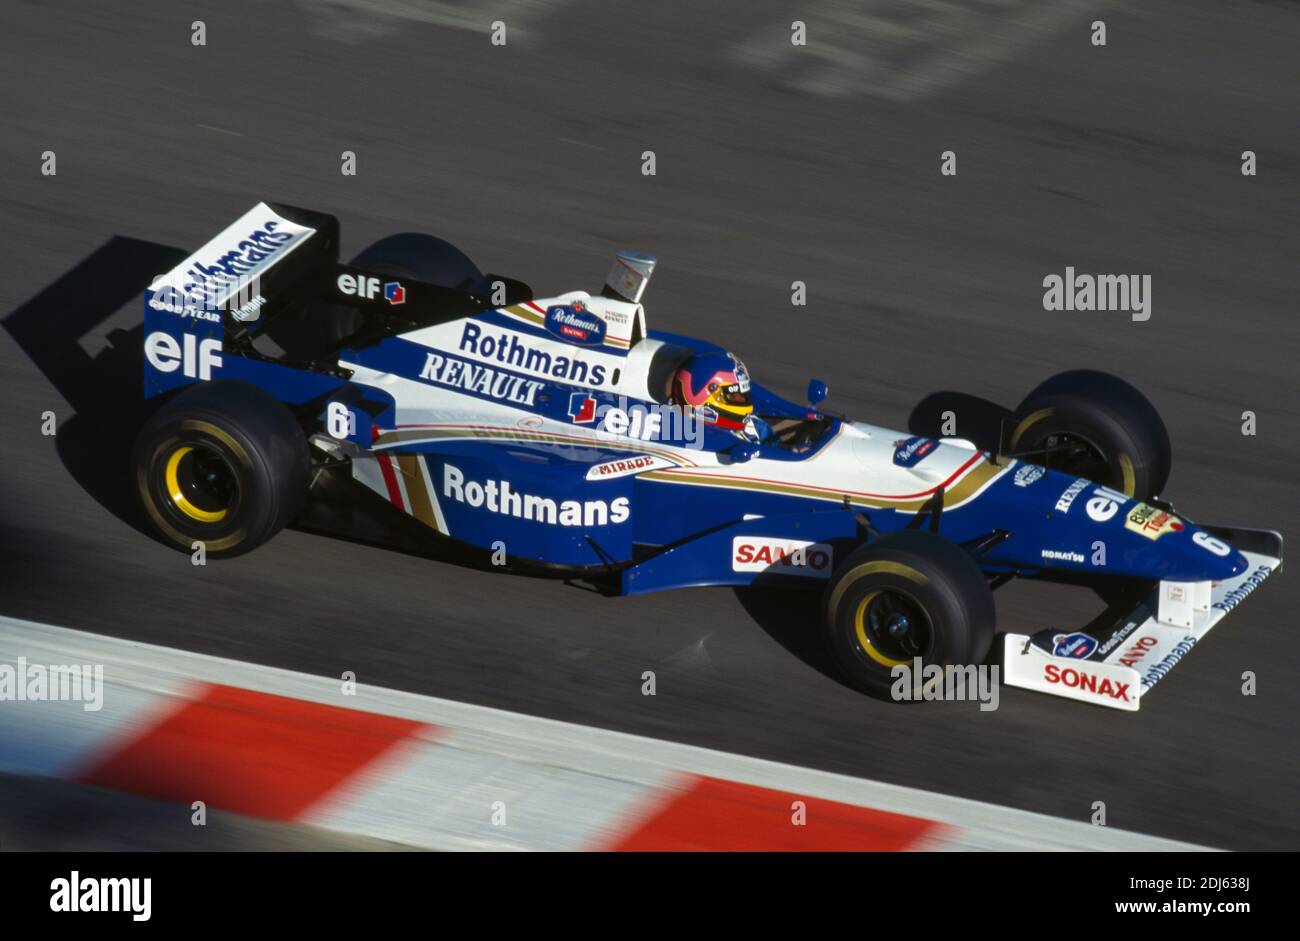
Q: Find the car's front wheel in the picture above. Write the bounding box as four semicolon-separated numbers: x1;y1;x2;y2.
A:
1008;370;1171;499
133;381;310;557
823;530;996;701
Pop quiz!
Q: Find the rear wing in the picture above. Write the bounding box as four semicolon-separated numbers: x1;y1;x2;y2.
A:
142;202;528;399
146;202;339;330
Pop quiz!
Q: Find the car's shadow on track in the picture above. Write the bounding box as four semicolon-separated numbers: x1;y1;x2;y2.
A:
733;586;845;684
2;238;187;539
733;583;1005;693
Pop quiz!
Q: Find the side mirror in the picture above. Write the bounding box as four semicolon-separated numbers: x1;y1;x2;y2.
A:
727;442;758;464
807;379;828;408
602;250;657;303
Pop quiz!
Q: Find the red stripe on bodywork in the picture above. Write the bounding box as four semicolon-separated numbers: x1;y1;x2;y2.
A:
654;451;985;500
605;775;943;851
377;452;404;507
76;684;428;821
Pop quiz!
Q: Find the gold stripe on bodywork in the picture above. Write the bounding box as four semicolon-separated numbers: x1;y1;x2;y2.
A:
395;455;441;531
642;458;1004;513
937;459;1004;510
374;427;689;466
503;303;544;325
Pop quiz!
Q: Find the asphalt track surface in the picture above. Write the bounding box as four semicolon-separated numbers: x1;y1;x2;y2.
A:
0;1;1296;849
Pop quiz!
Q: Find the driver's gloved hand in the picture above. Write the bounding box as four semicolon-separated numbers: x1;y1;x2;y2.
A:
743;415;776;444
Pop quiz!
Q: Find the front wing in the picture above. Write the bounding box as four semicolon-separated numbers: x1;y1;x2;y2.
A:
1002;529;1281;711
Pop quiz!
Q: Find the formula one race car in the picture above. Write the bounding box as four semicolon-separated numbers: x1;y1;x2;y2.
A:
133;202;1282;710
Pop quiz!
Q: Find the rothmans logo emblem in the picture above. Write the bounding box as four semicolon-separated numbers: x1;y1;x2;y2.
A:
544;302;607;346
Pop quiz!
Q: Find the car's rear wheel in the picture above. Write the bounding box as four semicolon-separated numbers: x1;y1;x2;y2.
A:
350;233;485;291
823;530;995;701
1008;370;1171;499
320;233;488;346
133;381;310;557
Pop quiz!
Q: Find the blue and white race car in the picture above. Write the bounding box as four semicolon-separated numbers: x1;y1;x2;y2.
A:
133;202;1282;710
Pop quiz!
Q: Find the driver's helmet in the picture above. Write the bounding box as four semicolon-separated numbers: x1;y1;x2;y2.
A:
672;352;753;429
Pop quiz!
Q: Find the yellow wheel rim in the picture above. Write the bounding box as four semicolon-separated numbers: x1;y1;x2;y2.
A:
1008;408;1054;452
164;445;229;523
1118;453;1136;496
853;590;909;668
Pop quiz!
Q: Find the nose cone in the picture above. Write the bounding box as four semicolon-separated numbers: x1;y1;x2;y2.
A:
993;470;1253;582
1192;542;1250;580
1122;527;1249;582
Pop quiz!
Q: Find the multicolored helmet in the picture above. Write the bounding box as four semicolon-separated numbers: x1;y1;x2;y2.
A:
672;352;753;428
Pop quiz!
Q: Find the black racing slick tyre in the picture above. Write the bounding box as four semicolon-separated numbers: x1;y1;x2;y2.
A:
350;233;485;292
318;233;490;346
823;531;995;701
1008;370;1171;500
318;231;488;345
133;381;310;558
